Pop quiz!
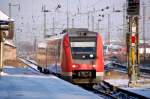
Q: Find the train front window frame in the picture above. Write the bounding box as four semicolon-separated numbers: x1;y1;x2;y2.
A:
69;37;97;60
70;42;95;47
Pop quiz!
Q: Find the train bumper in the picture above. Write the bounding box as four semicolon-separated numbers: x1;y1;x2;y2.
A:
72;71;104;84
72;76;102;84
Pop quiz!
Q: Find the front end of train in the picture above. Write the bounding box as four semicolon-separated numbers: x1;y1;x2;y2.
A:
62;29;104;85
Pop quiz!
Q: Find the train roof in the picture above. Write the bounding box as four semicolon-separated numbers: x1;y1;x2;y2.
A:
64;28;98;37
64;28;97;34
45;28;98;41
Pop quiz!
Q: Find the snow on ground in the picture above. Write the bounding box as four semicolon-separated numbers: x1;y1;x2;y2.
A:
123;87;150;98
105;79;129;87
105;79;150;98
0;66;103;99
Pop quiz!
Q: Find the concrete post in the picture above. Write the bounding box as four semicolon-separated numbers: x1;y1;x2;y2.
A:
0;27;4;73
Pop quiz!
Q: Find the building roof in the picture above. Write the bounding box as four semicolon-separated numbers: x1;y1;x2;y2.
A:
0;10;14;21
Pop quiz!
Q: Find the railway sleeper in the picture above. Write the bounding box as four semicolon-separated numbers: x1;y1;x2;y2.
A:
98;82;113;94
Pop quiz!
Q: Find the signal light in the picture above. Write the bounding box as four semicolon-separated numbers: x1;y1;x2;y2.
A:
131;35;136;43
93;65;96;68
89;54;94;58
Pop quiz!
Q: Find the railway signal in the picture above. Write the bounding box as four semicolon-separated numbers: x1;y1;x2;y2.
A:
126;0;140;87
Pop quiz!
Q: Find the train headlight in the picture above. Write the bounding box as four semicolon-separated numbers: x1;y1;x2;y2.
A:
93;65;96;67
72;65;76;68
82;55;86;58
90;54;94;58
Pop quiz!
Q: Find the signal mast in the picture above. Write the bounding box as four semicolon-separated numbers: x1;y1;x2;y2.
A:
126;0;140;87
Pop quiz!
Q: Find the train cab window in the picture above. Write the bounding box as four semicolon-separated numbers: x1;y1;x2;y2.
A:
70;37;96;59
71;47;96;59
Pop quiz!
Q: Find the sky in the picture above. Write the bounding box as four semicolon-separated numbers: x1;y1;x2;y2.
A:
0;0;150;44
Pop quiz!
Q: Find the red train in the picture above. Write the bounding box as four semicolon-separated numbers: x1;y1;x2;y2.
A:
37;28;104;85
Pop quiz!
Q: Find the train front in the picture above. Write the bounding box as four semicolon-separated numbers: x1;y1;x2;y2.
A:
69;30;104;85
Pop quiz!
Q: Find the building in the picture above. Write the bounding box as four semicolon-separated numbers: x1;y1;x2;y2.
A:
4;40;25;66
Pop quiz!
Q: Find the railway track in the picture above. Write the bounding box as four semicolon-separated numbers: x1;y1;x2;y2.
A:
83;86;117;99
99;81;149;99
82;80;149;99
105;62;150;79
79;81;118;99
111;62;150;75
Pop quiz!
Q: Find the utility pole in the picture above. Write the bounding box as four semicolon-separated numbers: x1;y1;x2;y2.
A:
87;12;90;29
42;5;49;68
92;15;94;31
92;8;95;31
142;2;146;64
34;36;37;60
72;18;74;28
43;5;46;38
107;14;110;45
123;3;127;44
127;0;140;87
8;3;20;45
67;0;69;31
9;3;11;20
97;19;101;33
52;17;55;34
42;5;51;38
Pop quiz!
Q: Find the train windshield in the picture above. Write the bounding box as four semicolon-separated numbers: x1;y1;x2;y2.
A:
70;37;96;59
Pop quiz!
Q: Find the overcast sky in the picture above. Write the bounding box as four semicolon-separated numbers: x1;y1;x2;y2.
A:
0;0;150;44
